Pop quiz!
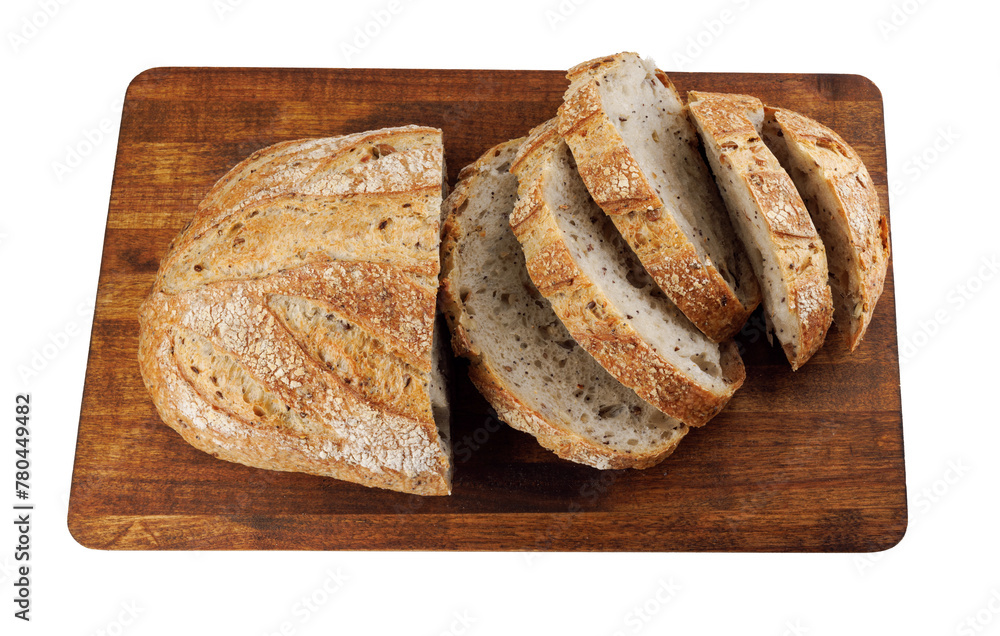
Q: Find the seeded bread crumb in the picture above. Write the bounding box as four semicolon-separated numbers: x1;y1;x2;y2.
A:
440;138;687;469
688;92;834;370
558;52;761;342
510;120;745;427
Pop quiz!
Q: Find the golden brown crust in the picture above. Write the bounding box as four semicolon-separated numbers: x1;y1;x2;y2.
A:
557;52;760;342
559;52;660;213
138;126;451;496
688;92;834;370
439;137;686;468
558;81;660;214
509;120;744;427
764;107;890;351
169;127;444;260
159;192;441;294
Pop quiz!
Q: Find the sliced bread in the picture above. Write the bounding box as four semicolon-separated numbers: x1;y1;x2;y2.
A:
761;106;890;351
440;138;688;469
509;119;745;427
687;92;834;370
558;52;761;342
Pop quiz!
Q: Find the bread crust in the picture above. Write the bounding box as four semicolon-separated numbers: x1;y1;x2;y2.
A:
138;126;452;496
439;138;685;468
688;92;834;370
165;127;445;268
509;120;744;427
763;107;890;351
558;52;760;342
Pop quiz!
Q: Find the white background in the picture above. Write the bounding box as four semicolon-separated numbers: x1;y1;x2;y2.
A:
2;0;997;634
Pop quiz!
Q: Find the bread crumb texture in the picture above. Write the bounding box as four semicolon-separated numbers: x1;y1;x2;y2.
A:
440;137;688;469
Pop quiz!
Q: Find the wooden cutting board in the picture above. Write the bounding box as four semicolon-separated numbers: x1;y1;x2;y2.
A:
68;67;905;551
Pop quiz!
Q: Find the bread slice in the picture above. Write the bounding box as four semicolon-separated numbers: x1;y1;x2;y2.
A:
558;52;761;342
440;138;687;469
687;92;834;370
138;126;453;496
509;119;745;427
761;106;890;351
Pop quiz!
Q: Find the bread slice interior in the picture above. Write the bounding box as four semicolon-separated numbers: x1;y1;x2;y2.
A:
593;56;759;313
444;142;687;466
544;140;732;392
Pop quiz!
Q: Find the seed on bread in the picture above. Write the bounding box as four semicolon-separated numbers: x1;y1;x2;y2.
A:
439;137;687;469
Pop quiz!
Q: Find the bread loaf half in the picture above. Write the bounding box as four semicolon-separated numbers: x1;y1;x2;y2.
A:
688;92;834;370
761;106;890;351
558;52;761;342
440;138;688;469
509;119;745;427
138;126;453;496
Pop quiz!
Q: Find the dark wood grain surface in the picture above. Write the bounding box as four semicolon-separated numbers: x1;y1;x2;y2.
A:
68;67;905;551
